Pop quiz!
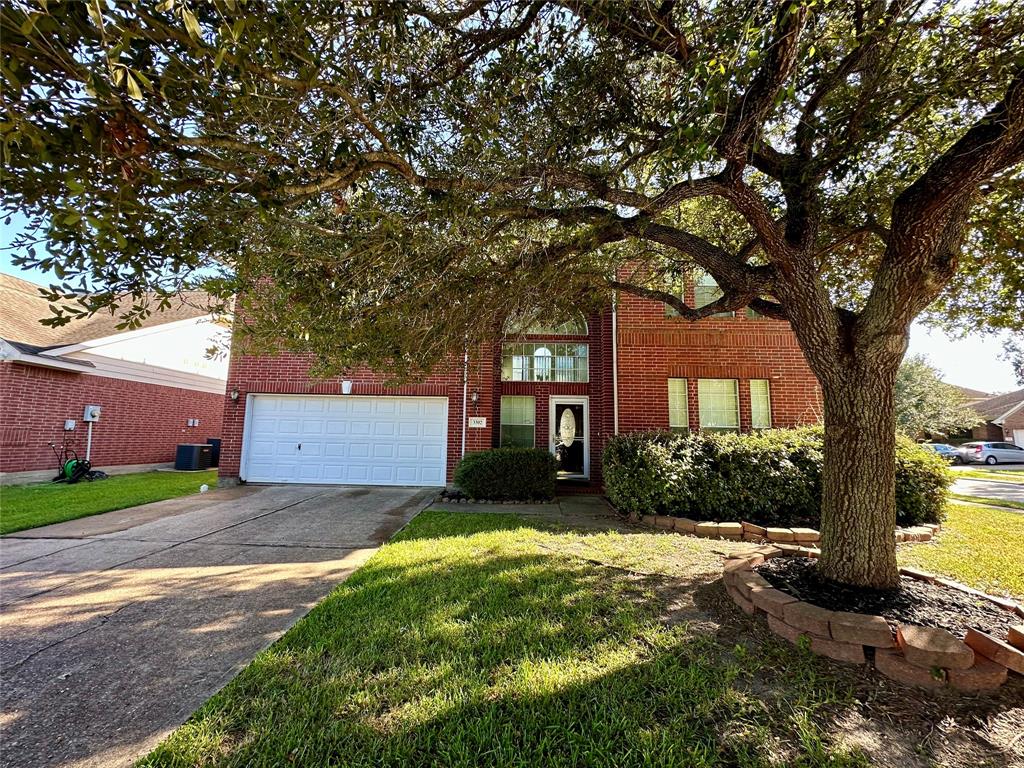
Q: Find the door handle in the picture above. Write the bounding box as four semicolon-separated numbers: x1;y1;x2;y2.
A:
297;443;302;451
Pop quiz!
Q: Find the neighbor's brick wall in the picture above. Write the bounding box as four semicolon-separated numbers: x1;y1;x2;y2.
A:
615;290;822;434
0;363;224;473
1003;407;1024;442
218;345;496;484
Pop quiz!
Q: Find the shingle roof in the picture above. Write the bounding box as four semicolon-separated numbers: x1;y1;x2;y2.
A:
952;385;992;403
0;272;214;349
972;388;1024;422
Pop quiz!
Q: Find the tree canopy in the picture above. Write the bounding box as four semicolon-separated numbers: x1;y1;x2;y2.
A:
4;0;1024;586
3;1;1022;377
894;354;982;439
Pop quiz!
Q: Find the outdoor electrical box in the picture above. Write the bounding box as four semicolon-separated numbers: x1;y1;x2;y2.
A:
83;405;102;422
63;419;76;431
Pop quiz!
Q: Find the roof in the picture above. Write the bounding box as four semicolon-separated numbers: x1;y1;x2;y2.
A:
952;385;992;403
0;272;214;349
971;388;1024;423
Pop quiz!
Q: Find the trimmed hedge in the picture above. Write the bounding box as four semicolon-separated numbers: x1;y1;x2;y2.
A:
454;447;558;501
603;427;950;528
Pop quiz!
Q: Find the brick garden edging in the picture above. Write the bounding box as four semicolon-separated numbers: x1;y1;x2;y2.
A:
635;513;940;546
722;548;1024;692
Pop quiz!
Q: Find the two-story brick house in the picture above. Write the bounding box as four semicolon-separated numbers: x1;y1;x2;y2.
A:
217;280;822;491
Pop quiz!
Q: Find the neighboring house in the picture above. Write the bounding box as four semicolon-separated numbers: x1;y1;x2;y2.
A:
218;278;821;490
966;388;1024;445
953;385;993;407
0;273;229;482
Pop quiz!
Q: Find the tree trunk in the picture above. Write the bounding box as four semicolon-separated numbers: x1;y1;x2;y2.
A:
816;359;901;589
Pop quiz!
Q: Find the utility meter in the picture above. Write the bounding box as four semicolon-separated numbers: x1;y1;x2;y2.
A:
83;405;102;422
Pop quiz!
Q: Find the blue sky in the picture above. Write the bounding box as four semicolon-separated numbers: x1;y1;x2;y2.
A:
1;212;1018;393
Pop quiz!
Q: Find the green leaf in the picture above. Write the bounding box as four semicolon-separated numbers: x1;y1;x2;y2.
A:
125;71;142;100
182;7;202;40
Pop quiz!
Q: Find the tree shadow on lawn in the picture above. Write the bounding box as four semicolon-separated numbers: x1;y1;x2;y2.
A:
141;512;1024;768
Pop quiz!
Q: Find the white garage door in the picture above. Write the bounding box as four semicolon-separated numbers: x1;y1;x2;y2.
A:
242;395;448;485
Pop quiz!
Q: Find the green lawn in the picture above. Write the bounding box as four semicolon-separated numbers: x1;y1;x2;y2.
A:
140;511;874;768
0;470;218;535
954;468;1024;484
947;492;1024;511
898;503;1024;598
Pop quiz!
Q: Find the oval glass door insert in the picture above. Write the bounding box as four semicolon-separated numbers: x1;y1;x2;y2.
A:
559;408;576;447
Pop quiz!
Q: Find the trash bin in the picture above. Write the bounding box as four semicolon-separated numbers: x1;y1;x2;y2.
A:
175;443;213;471
206;437;222;468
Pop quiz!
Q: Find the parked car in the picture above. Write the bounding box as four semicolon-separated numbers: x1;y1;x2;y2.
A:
956;441;1024;465
921;443;960;463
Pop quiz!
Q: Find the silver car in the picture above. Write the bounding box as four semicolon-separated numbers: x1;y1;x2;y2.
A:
957;441;1024;465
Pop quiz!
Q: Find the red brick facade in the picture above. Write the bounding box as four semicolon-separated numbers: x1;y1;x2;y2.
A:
0;364;224;474
218;292;822;489
615;290;822;434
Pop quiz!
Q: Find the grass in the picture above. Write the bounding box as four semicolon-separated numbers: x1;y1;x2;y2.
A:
947;492;1024;511
898;503;1024;598
954;468;1024;484
0;470;218;535
140;511;869;768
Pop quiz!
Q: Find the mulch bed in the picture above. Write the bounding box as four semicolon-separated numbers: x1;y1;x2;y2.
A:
756;557;1017;639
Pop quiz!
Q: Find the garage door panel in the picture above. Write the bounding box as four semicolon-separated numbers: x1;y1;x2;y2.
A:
374;400;398;416
243;395;447;486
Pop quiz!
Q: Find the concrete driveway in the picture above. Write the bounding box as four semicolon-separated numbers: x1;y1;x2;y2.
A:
0;484;435;768
951;477;1024;505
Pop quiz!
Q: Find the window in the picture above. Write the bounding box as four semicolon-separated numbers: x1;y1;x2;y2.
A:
698;379;739;432
501;343;589;382
694;273;735;317
750;379;771;429
500;396;536;448
664;272;734;317
504;313;588;336
668;378;689;433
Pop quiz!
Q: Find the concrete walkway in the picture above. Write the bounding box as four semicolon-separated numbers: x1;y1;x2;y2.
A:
0;484;435;768
951;477;1024;504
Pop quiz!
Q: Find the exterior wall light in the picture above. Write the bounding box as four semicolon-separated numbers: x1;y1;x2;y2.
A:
230;388;240;401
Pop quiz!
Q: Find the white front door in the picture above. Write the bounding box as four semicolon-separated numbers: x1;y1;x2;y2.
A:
549;396;589;479
241;395;448;485
1014;429;1024;448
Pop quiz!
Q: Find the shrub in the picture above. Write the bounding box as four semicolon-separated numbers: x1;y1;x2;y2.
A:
454;447;557;501
895;434;953;526
603;427;949;528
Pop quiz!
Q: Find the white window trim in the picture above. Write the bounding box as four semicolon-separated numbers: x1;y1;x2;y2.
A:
697;378;740;432
668;378;689;432
750;379;772;429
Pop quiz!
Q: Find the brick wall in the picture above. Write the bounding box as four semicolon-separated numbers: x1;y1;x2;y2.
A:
0;363;225;473
615;290;822;434
1001;407;1024;442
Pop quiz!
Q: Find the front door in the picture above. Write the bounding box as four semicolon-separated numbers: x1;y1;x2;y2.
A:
550;397;588;479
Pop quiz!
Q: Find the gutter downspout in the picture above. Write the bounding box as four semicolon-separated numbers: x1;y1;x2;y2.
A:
611;292;619;435
461;346;469;458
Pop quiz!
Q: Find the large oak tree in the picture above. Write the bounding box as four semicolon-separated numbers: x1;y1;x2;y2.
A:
3;1;1023;587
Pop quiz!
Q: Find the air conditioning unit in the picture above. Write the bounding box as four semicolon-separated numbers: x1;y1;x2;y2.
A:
175;443;213;471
